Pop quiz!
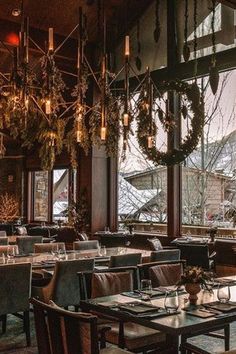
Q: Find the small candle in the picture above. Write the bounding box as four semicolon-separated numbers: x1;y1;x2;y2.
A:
123;113;129;127
125;35;130;57
45;99;51;115
148;136;153;149
101;127;106;141
77;130;82;143
48;28;54;51
77;47;80;69
25;97;29;110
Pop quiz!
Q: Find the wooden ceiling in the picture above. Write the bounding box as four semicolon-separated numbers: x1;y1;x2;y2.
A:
0;0;153;44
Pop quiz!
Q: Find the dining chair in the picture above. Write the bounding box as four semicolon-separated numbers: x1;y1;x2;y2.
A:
178;244;216;270
149;262;184;287
79;267;167;353
138;259;186;283
0;244;19;255
0;230;7;237
34;242;65;253
32;259;95;310
16;236;43;254
109;253;142;268
150;249;180;262
73;240;99;251
0;263;32;345
0;236;8;245
30;297;131;354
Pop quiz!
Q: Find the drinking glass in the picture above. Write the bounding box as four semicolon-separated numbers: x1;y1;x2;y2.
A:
58;244;67;260
217;285;230;303
100;246;107;257
0;253;5;264
164;291;179;313
7;247;15;262
140;279;152;301
51;243;59;259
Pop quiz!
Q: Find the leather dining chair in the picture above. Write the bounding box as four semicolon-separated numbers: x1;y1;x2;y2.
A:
73;240;99;251
150;249;180;262
0;230;7;237
34;242;65;253
0;263;32;346
0;237;8;245
16;236;43;254
178;243;216;270
149;262;184;287
32;259;95;310
30;297;132;354
109;253;142;268
79;267;167;353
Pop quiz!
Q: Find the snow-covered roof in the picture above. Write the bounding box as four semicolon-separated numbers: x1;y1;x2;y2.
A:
118;175;159;216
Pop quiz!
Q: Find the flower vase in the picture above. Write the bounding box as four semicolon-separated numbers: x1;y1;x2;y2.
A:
185;283;201;305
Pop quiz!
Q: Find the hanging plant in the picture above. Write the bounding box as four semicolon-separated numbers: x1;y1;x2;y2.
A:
153;0;161;43
137;80;205;166
183;0;190;63
209;0;219;95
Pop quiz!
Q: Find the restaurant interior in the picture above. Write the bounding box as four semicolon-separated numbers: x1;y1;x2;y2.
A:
0;0;236;353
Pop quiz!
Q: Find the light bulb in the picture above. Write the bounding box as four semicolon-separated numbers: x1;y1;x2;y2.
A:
45;99;51;115
101;127;106;141
123;113;129;127
77;130;82;143
148;136;153;149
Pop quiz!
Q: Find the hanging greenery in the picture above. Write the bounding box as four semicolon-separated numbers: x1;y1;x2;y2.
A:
137;80;205;166
153;0;161;43
135;20;142;71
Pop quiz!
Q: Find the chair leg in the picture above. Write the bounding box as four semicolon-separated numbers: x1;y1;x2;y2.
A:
1;315;7;334
23;311;31;346
224;324;230;351
74;306;79;312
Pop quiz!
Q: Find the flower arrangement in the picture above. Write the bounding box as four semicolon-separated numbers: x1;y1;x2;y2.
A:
178;266;211;286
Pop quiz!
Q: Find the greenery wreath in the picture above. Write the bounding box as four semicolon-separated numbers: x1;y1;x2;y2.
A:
136;80;205;166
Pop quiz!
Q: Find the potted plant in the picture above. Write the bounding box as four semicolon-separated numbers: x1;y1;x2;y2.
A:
178;266;211;305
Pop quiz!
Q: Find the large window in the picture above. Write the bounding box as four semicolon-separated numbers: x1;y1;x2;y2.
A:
33;171;49;221
53;169;69;222
182;70;236;228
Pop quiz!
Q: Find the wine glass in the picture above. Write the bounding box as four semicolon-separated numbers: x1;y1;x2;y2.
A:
7;246;15;262
217;285;231;303
0;253;5;264
164;291;179;313
58;244;67;260
51;243;59;260
140;279;152;301
99;246;107;257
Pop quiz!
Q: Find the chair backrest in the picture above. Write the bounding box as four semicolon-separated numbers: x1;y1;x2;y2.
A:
0;237;8;245
73;240;99;251
0;263;32;315
109;253;142;268
43;259;95;307
0;245;18;256
34;242;65;253
0;230;7;237
179;244;210;269
138;259;186;281
149;263;183;287
79;266;139;300
17;236;43;254
31;297;99;354
150;249;180;262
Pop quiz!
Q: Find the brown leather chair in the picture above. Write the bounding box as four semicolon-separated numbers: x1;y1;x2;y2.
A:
30;297;131;354
79;267;167;353
150;249;180;262
16;236;43;254
149;262;183;287
178;244;215;270
138;259;186;283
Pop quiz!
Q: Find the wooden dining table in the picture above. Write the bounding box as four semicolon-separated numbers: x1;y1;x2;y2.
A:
81;276;236;354
1;247;151;270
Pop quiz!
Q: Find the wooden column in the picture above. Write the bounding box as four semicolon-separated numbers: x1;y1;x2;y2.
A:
167;0;182;239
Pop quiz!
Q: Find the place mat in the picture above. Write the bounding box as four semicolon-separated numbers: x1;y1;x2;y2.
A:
118;301;160;315
122;289;165;300
185;309;215;319
204;301;236;312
